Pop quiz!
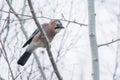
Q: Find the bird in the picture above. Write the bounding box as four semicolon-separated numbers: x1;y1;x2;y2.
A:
17;20;64;66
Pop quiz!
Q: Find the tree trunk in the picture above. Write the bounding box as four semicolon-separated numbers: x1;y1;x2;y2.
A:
88;0;100;80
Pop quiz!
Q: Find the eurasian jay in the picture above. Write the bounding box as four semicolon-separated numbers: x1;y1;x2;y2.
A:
17;20;64;66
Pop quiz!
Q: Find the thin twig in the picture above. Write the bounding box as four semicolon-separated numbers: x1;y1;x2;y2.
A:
0;17;8;36
0;9;31;17
5;0;46;80
5;0;28;38
33;52;46;80
0;9;87;26
27;0;63;80
0;40;15;80
27;59;34;80
98;39;120;47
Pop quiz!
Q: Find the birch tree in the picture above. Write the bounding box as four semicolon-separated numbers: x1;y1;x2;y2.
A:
88;0;99;80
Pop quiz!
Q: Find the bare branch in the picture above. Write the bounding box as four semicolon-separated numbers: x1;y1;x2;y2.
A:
33;52;46;80
0;9;31;17
0;9;88;26
5;0;28;38
27;59;34;80
5;0;46;79
0;75;5;80
0;40;15;80
5;0;20;19
27;0;62;80
98;39;120;47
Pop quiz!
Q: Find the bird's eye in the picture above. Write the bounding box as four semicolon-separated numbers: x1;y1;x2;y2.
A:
56;20;60;24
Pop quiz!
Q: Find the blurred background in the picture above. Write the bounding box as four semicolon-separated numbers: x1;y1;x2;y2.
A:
0;0;120;80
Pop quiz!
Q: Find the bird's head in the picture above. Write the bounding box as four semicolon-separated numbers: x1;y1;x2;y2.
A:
49;19;64;33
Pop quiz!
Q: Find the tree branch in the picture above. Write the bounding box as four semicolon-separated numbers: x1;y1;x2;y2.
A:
0;9;87;26
0;9;31;17
5;0;28;38
27;0;62;80
5;0;46;80
0;40;15;80
98;39;120;47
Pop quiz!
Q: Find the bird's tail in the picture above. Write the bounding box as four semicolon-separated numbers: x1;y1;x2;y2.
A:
17;42;38;66
17;51;32;66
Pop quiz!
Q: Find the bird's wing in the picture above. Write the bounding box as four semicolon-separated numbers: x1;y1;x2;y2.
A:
22;29;40;48
22;23;48;48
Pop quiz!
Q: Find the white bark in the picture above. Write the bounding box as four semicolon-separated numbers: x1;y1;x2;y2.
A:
88;0;99;80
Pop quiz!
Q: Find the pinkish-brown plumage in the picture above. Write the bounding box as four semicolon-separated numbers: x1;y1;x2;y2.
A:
17;20;64;66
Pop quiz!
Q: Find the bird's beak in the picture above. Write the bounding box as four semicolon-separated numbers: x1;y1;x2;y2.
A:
55;24;64;29
55;20;64;29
